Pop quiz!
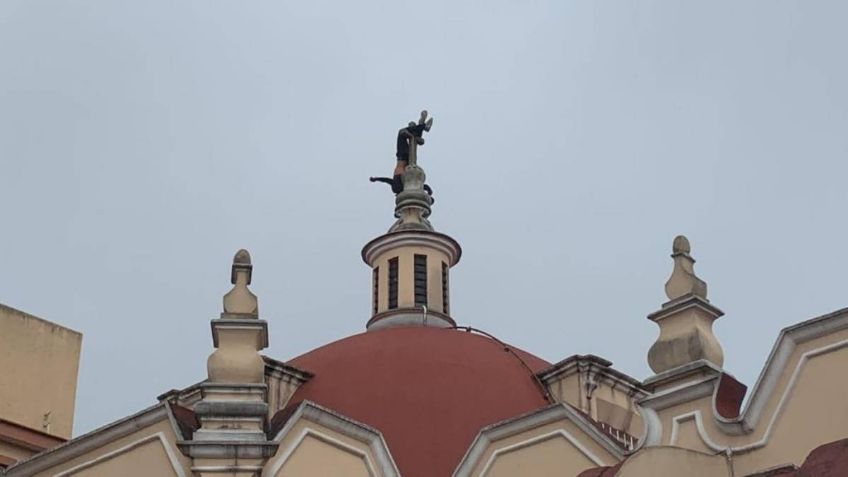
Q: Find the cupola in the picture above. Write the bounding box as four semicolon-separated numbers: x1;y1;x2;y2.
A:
362;111;462;330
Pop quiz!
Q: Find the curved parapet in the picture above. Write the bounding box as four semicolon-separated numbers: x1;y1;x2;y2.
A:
638;307;848;474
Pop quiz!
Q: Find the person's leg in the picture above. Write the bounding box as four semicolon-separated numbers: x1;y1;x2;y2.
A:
370;176;394;186
422;184;434;204
391;174;404;194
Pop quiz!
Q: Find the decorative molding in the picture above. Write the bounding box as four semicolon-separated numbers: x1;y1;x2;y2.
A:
637;406;662;448
366;308;455;330
263;356;313;383
5;404;178;476
639;375;718;412
638;308;848;454
266;401;399;477
641;359;723;392
192;464;264;473
478;430;606;476
715;308;848;433
361;231;462;266
667;337;848;453
669;412;723;450
453;404;622;477
210;319;268;348
647;295;723;323
52;432;186;477
157;356;312;408
537;354;648;398
266;428;378;477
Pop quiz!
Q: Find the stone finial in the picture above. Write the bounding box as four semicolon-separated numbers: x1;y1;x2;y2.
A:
390;165;434;232
189;251;272;464
647;235;725;375
232;249;252;282
207;249;266;384
223;249;258;316
665;235;708;302
672;235;690;254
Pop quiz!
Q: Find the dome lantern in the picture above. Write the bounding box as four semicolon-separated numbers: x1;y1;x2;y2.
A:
364;111;462;330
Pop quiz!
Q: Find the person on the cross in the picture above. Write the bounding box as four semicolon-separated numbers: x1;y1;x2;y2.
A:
370;114;434;201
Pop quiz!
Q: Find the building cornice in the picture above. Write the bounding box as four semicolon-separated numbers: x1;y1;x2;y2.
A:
453;403;625;477
647;295;724;323
4;403;182;476
262;355;314;383
641;359;724;393
537;354;648;398
361;230;462;266
714;307;848;436
367;307;455;330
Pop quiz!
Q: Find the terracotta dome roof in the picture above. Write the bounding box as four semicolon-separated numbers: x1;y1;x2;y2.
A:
286;326;551;477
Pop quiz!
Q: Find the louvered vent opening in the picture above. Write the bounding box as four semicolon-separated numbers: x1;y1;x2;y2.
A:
372;267;379;314
414;254;427;306
388;257;399;309
441;261;449;314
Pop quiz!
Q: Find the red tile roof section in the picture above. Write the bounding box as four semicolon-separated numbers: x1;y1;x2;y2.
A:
0;418;67;469
789;437;848;477
744;465;799;477
267;400;302;438
286;326;551;477
168;404;199;440
0;419;65;452
715;373;748;419
0;454;17;469
576;461;624;477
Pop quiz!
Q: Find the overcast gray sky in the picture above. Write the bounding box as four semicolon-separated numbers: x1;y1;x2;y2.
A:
2;1;847;436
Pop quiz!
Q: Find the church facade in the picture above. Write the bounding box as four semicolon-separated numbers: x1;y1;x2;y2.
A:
2;116;847;476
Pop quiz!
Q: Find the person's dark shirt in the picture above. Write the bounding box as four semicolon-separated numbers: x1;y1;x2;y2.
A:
395;124;427;160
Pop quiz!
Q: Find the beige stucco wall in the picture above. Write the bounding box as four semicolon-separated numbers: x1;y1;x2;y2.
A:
264;419;384;477
484;435;597;477
642;324;848;475
616;446;726;477
272;434;372;477
466;419;619;477
546;373;582;410
373;245;450;315
266;373;302;417
64;438;179;477
545;371;643;439
0;304;81;439
26;419;190;477
733;333;848;474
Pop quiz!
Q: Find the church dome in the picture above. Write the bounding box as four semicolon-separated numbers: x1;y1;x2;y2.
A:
287;326;551;477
